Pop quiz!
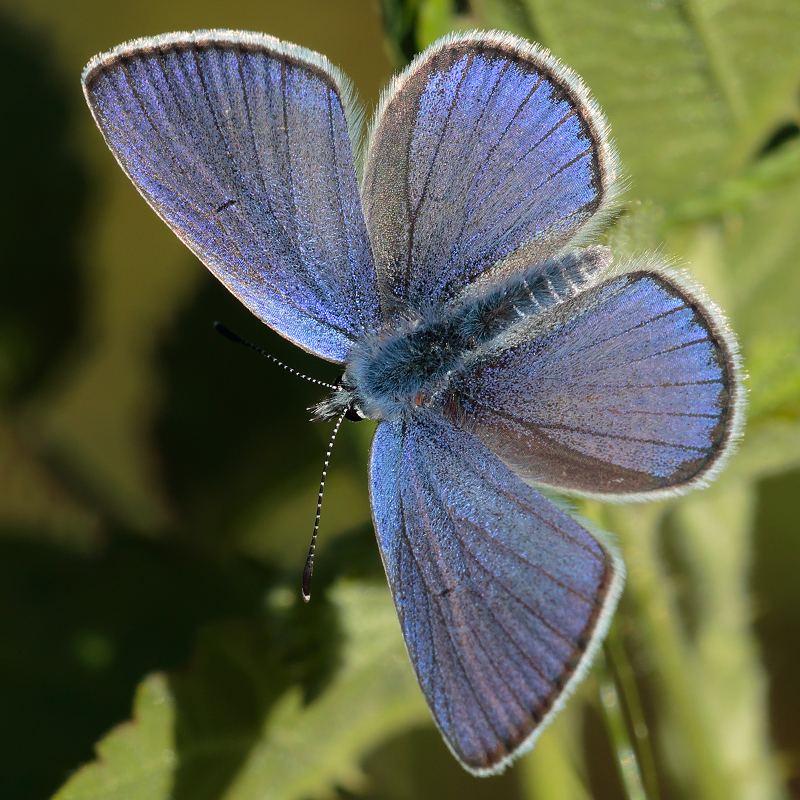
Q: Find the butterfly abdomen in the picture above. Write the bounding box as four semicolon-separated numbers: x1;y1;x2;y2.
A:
454;245;610;343
343;246;611;422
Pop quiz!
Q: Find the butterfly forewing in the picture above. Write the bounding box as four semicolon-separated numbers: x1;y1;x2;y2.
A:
363;31;616;317
438;269;742;499
369;413;622;774
83;30;380;362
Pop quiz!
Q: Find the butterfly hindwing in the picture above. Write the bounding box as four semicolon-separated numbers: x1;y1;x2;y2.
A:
362;31;616;317
437;269;742;499
369;412;622;774
83;30;381;362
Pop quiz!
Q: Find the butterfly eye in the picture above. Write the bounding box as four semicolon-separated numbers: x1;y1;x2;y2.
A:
344;405;367;422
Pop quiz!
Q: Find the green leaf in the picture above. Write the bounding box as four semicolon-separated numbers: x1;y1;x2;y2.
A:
52;674;176;800
517;703;593;800
221;582;429;800
727;421;800;481
670;167;800;437
670;137;800;222
51;582;429;800
745;332;800;426
474;0;800;205
672;478;785;800
722;172;800;345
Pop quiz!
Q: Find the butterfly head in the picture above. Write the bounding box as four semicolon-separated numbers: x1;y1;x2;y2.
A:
312;374;369;422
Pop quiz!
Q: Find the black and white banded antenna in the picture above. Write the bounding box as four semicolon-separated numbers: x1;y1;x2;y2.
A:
213;322;339;390
302;409;346;602
213;321;347;602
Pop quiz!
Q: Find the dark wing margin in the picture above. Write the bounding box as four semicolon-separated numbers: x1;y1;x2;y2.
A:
369;413;623;775
83;30;381;362
437;267;745;500
362;30;618;318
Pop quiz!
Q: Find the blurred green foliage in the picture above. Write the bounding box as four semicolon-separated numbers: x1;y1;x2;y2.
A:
0;0;798;798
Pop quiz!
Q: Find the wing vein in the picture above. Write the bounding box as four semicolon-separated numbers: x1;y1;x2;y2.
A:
403;53;475;292
439;60;515;270
558;301;691;357
464;109;578;223
233;52;295;250
461;396;711;453
402;433;509;743
454;519;589;656
280;61;300;252
122;56;357;337
326;87;360;326
444;431;605;561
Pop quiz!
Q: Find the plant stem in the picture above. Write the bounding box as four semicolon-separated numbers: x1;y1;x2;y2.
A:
603;622;661;800
603;504;735;800
597;648;647;800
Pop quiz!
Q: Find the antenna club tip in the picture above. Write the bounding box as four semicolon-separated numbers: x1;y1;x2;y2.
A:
213;322;245;344
302;591;311;603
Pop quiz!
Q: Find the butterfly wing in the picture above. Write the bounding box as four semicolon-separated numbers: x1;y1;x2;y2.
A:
369;412;622;775
435;268;743;499
362;31;616;317
83;30;381;362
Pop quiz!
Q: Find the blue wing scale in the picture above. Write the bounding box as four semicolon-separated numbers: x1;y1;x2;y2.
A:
369;413;622;774
439;270;739;498
83;31;381;362
363;32;616;316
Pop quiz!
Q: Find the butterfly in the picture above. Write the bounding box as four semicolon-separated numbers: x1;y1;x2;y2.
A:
82;29;742;775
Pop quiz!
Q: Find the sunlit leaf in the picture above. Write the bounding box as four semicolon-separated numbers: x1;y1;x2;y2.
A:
671;137;800;222
51;582;429;800
745;332;800;426
53;674;176;800
672;477;786;800
473;0;800;204
722;172;800;345
221;582;428;800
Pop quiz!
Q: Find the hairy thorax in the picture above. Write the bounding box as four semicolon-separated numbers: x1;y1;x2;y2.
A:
315;247;611;424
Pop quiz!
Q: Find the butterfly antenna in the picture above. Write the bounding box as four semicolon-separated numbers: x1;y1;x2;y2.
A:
302;409;347;603
213;322;338;390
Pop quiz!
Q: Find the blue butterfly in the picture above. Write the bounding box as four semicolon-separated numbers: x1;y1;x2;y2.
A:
82;30;743;775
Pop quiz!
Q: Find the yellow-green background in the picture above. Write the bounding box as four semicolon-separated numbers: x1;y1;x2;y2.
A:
0;0;799;798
